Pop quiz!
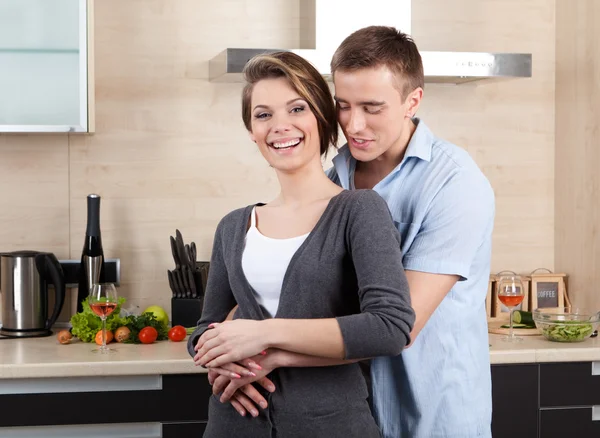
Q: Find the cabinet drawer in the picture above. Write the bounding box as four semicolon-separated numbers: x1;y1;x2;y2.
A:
0;381;162;427
540;362;600;407
163;421;207;438
0;373;211;427
161;374;212;422
491;364;539;438
540;407;600;437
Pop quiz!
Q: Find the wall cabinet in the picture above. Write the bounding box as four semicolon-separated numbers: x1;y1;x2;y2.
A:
0;0;94;133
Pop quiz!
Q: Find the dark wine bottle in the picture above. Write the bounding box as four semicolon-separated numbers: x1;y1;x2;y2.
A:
76;194;106;313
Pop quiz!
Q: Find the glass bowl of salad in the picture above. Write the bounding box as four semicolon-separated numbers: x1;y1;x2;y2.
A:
533;307;600;342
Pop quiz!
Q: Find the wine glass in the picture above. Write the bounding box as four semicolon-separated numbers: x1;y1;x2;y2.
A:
497;275;525;342
89;283;118;353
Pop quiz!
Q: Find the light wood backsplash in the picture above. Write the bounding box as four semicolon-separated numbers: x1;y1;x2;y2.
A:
554;0;600;310
0;135;69;257
0;0;556;318
412;0;556;276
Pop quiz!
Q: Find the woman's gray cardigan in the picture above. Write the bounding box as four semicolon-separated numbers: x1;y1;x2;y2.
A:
187;189;415;438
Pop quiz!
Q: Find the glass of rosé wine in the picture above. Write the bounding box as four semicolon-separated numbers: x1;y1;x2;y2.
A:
497;275;525;342
89;283;118;353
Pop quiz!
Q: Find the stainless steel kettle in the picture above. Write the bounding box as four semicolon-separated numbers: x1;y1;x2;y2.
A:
0;250;66;338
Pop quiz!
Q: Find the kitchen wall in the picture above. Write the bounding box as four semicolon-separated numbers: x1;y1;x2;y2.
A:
555;0;600;310
0;0;556;317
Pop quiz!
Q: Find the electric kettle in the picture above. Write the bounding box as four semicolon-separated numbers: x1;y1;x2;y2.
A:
0;250;66;338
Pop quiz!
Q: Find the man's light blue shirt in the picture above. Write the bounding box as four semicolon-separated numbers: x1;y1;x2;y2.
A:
328;119;495;438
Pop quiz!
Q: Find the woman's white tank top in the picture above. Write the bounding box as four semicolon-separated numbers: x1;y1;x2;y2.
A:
241;206;309;317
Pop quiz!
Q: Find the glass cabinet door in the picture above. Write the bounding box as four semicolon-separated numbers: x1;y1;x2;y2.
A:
0;0;91;133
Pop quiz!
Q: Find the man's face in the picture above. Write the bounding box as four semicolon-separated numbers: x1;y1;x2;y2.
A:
333;65;420;163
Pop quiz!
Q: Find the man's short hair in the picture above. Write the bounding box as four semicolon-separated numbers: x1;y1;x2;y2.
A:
331;26;425;99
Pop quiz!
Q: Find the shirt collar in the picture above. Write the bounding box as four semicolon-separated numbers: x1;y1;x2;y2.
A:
332;118;434;182
404;118;433;162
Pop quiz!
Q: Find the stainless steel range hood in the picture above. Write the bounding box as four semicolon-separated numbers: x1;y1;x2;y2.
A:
209;0;532;84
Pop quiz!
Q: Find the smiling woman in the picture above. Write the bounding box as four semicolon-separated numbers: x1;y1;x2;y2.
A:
187;51;415;438
241;51;338;159
246;77;320;171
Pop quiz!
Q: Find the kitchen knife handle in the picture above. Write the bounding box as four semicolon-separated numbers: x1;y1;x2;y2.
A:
187;268;197;297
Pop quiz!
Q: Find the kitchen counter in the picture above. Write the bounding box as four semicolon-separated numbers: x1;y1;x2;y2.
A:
0;336;206;379
489;332;600;364
2;334;600;380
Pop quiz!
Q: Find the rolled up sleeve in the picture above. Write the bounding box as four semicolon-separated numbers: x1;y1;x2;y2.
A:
402;170;495;281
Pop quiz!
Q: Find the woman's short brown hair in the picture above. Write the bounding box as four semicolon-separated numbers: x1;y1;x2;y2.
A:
241;51;338;156
330;26;424;99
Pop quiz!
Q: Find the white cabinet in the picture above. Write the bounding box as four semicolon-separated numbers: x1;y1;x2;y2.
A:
0;0;94;133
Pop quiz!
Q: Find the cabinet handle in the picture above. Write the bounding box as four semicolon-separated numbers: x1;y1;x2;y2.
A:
592;361;600;376
593;406;600;421
0;422;161;437
0;375;161;395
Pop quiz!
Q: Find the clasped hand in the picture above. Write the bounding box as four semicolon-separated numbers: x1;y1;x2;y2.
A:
207;353;277;417
193;319;269;368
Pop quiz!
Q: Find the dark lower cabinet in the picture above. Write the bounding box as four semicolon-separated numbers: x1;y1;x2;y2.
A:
492;361;600;438
540;362;600;407
0;373;212;437
163;421;207;437
2;363;599;437
540;408;600;438
491;364;539;438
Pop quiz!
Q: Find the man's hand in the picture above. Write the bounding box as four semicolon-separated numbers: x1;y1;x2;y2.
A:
194;320;269;367
208;352;278;417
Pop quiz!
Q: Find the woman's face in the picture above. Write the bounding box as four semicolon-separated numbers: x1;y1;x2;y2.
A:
249;77;321;172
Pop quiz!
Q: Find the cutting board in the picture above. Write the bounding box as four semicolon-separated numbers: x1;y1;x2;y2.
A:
487;319;542;336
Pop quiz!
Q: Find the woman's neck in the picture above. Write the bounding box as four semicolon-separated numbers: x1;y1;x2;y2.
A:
271;160;341;207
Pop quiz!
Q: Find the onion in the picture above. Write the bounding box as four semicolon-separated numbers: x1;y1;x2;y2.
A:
57;330;73;344
114;326;131;342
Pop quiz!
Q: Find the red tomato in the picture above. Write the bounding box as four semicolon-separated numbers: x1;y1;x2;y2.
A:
139;326;158;344
168;325;186;342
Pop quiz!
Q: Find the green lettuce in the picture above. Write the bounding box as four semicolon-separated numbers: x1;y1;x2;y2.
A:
70;297;127;343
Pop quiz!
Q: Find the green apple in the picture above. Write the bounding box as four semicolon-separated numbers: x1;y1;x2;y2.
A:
143;305;169;327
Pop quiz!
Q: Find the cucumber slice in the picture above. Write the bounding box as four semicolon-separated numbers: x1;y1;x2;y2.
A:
513;310;534;325
501;323;530;329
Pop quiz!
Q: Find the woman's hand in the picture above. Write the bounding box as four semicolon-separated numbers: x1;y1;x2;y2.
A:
194;320;270;368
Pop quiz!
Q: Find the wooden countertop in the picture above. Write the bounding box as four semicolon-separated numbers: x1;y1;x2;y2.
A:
2;333;600;379
0;336;206;379
489;332;600;364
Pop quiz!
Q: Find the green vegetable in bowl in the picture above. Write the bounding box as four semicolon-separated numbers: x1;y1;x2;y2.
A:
541;321;594;342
